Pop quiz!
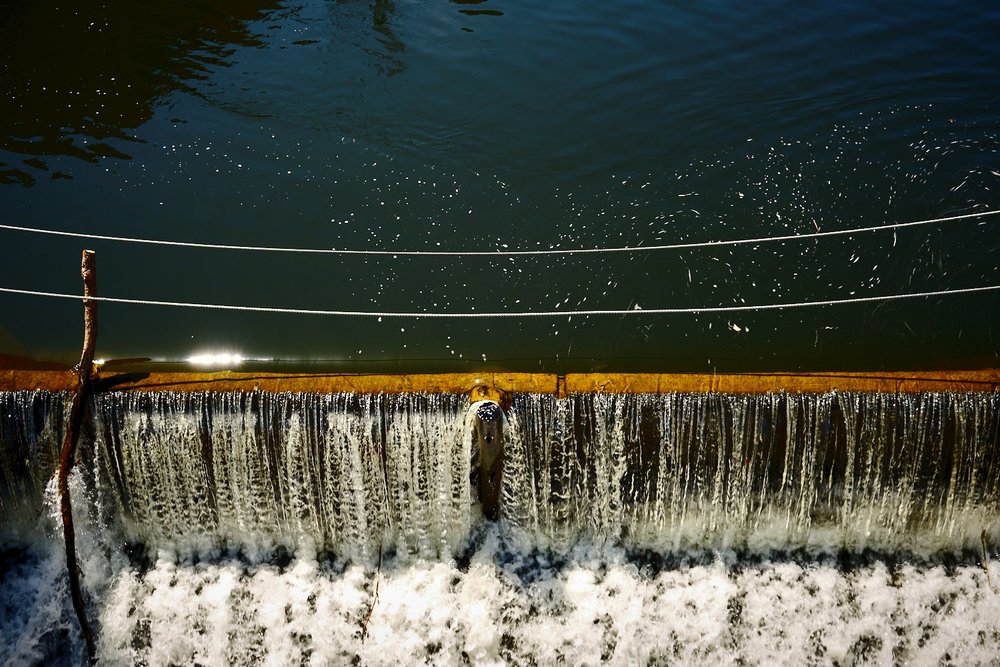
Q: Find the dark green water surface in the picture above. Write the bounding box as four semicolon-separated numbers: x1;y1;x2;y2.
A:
1;0;999;372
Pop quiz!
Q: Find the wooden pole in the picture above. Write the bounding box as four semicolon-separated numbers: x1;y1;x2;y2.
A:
57;249;98;664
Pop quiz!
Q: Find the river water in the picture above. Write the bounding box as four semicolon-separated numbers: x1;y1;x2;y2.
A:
1;0;999;372
2;2;1000;664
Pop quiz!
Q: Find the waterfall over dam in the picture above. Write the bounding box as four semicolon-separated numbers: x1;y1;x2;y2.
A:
2;385;1000;665
3;388;998;556
95;391;473;560
505;392;1000;553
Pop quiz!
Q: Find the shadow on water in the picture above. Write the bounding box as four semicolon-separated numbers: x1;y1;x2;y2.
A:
0;0;279;183
324;0;407;77
0;0;419;186
451;0;504;18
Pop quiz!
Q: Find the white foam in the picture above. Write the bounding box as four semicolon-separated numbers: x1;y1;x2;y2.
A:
3;525;1000;665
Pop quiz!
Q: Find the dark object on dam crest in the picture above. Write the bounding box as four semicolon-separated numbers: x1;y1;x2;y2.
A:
473;401;505;521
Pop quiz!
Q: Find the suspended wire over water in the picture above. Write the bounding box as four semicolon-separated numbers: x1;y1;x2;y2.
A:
1;209;997;256
3;282;1000;319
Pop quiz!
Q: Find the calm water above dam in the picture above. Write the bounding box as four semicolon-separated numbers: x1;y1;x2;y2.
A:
1;0;999;371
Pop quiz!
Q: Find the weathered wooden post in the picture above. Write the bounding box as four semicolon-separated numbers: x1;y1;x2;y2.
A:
57;249;98;664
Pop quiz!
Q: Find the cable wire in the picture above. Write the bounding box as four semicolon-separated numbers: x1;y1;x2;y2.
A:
0;209;996;257
1;283;997;318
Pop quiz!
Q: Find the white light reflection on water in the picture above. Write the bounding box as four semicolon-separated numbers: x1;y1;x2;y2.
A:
186;352;245;368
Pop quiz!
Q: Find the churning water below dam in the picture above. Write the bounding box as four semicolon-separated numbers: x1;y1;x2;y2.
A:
1;389;999;664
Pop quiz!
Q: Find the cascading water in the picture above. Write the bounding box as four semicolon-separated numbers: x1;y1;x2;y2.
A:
0;391;65;543
93;391;473;560
1;388;999;665
4;389;997;555
503;392;1000;554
